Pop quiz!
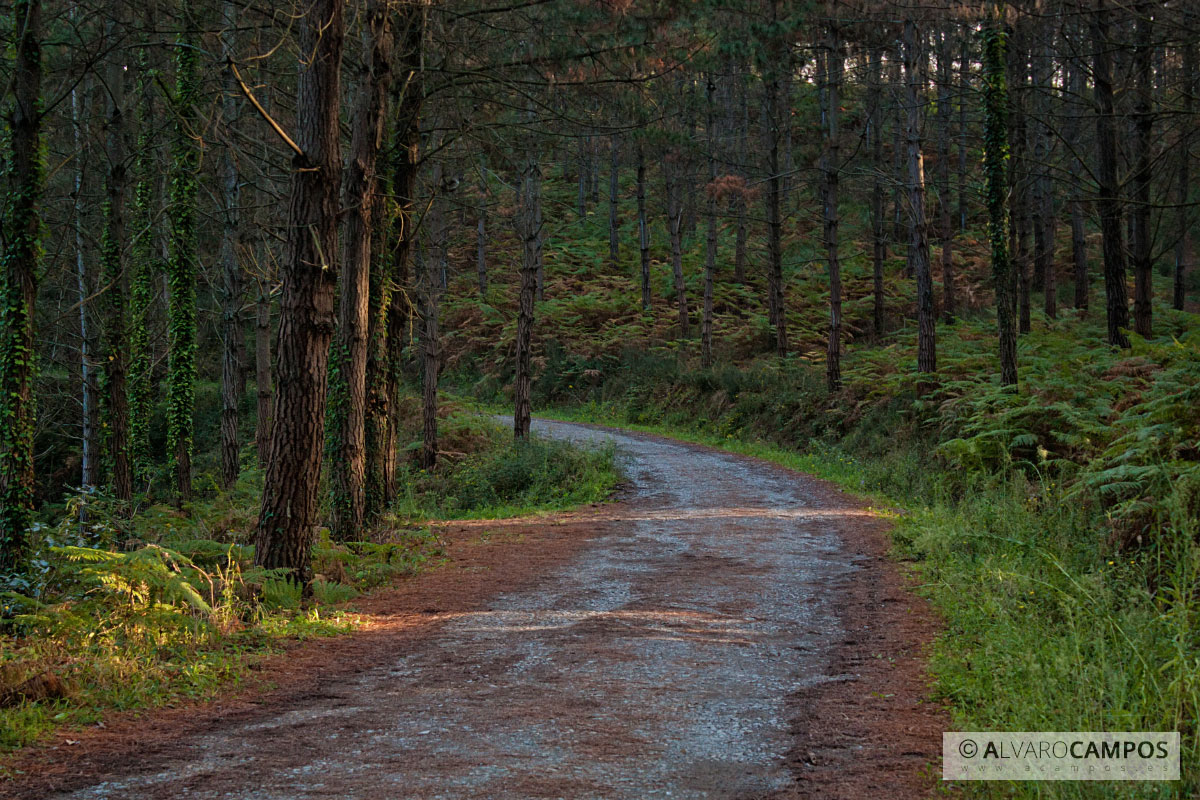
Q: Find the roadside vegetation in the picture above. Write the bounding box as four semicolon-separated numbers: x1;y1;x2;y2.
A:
443;170;1200;797
0;403;618;756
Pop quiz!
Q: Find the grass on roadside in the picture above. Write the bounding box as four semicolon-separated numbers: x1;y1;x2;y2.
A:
0;406;619;760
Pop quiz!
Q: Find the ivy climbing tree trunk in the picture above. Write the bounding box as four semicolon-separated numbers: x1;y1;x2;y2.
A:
254;0;346;582
167;30;199;502
0;0;43;570
366;2;424;517
128;52;155;488
983;18;1017;387
330;0;392;541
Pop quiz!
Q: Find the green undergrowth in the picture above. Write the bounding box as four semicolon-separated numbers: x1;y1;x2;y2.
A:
496;305;1199;798
0;403;619;761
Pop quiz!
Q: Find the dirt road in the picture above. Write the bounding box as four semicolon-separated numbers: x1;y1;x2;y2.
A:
19;420;942;799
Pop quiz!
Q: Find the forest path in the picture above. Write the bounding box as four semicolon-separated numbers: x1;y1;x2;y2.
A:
30;420;942;800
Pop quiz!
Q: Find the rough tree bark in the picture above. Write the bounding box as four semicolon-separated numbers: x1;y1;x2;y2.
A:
330;0;391;540
1175;24;1194;311
514;159;541;440
253;0;347;582
702;77;716;368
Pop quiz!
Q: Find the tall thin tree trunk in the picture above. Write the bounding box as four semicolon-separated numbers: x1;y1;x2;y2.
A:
0;0;43;569
254;0;347;582
1065;52;1089;312
219;3;243;491
734;70;748;284
255;280;272;468
1031;25;1056;319
1008;18;1031;334
1130;2;1153;337
101;18;132;504
366;5;423;516
71;80;97;493
936;27;956;323
608;135;620;267
958;34;970;233
904;18;936;374
1092;0;1130;347
330;0;391;540
514;159;540;439
702;79;716;368
637;145;651;310
167;30;199;502
476;157;488;295
823;18;843;390
869;47;886;337
666;164;689;337
983;18;1017;387
1175;28;1194;311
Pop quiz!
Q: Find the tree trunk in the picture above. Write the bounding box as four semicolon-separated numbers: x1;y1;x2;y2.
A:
167;30;199;502
330;0;391;541
1130;2;1153;337
764;71;788;356
577;135;587;221
1031;24;1056;319
1065;53;1089;312
637;145;651;311
983;20;1017;387
904;18;936;375
702;79;716;368
255;281;272;468
936;27;956;323
101;19;132;504
823;18;843;391
1092;0;1130;348
254;0;347;582
869;46;886;337
608;135;620;268
958;34;970;233
1008;19;1031;334
666;164;689;338
734;70;749;284
219;3;243;491
366;5;423;516
71;80;98;493
1175;27;1194;311
128;51;155;489
0;0;43;569
476;157;487;295
514;160;540;439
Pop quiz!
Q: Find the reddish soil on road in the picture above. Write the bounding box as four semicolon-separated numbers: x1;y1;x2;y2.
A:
5;421;944;800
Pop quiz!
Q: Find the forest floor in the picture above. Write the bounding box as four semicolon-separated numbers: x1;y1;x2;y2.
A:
5;419;942;800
